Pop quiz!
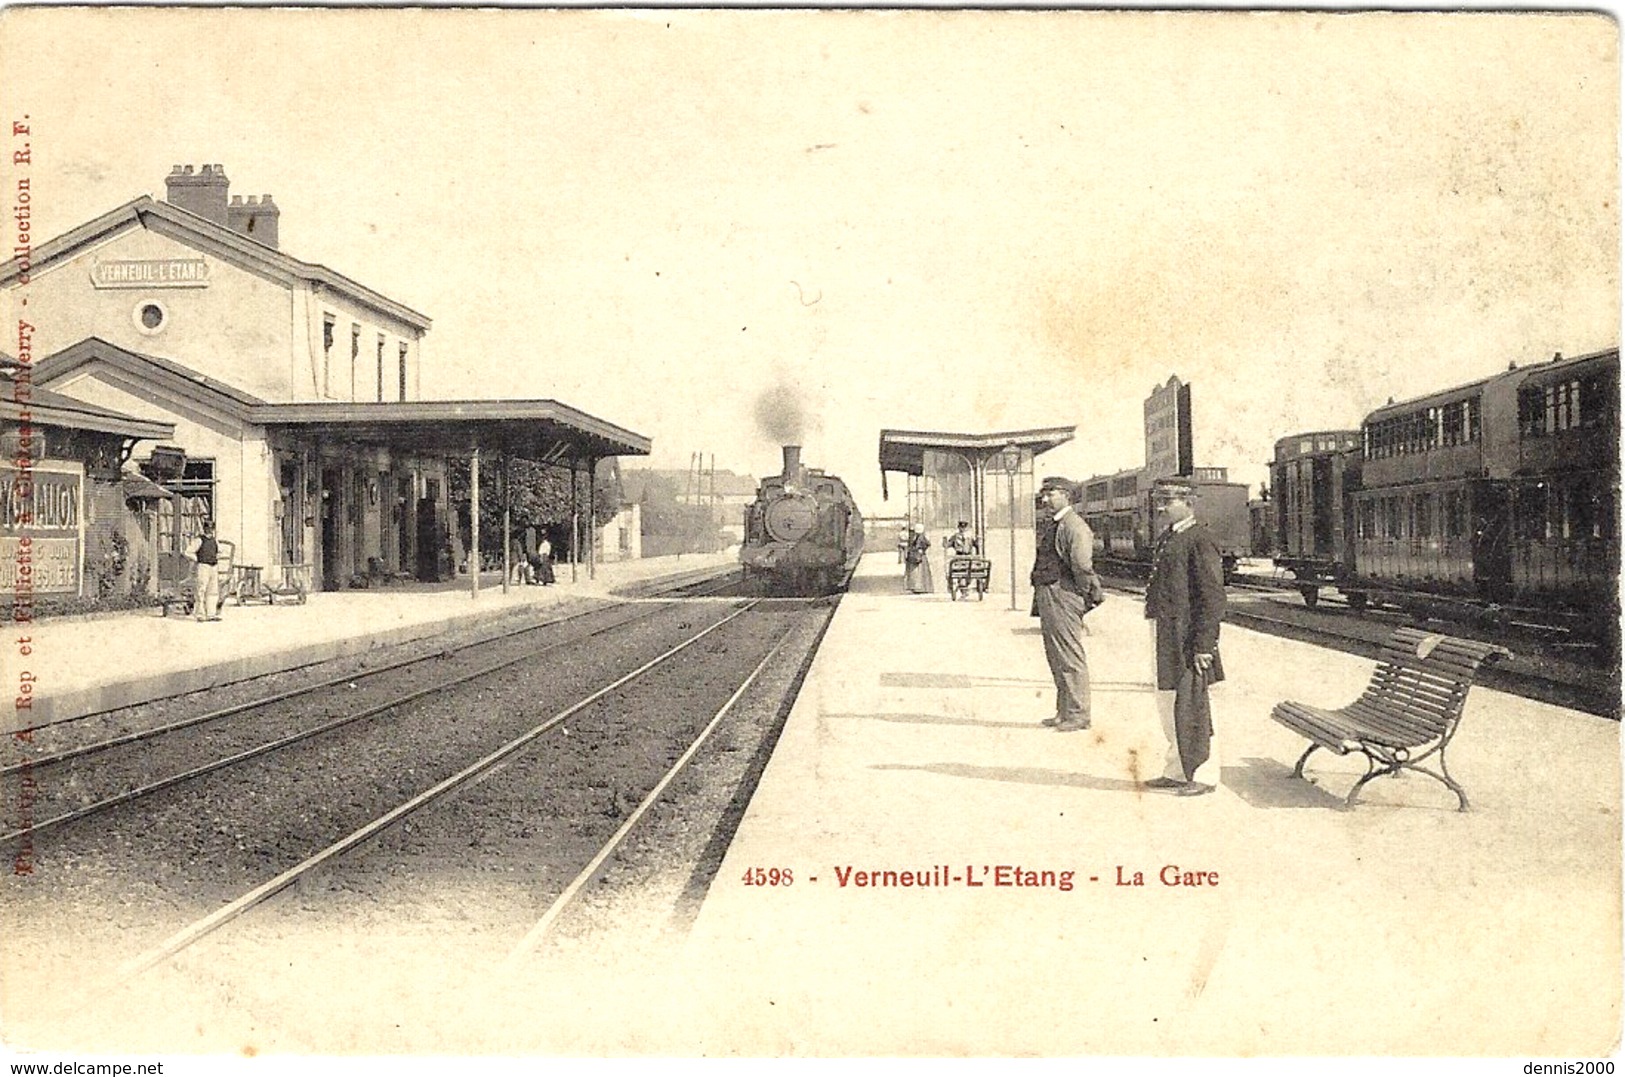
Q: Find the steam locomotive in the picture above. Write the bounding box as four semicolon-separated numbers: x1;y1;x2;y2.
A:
1270;348;1619;642
740;445;865;594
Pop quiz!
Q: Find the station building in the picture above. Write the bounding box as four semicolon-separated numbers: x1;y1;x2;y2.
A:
1;164;648;600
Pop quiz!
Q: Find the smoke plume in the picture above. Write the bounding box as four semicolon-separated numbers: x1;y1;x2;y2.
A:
753;382;806;445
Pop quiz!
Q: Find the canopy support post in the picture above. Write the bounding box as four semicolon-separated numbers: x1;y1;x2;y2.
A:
586;456;597;581
501;453;511;596
470;445;481;600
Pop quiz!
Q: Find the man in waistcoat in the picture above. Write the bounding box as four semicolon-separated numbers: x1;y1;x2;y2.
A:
1031;476;1100;732
187;519;223;622
1143;480;1227;796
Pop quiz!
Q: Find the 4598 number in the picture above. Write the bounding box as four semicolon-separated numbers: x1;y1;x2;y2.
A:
742;867;794;886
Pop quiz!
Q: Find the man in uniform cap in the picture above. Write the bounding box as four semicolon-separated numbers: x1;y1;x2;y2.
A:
1031;476;1101;731
1143;479;1227;795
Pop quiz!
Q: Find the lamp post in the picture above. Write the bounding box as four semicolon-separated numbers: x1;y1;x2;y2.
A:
999;443;1022;611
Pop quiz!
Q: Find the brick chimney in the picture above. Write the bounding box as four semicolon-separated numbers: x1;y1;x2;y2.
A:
228;193;280;249
164;163;230;226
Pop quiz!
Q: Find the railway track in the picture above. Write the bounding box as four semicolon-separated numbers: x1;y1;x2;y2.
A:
0;570;745;843
109;599;772;982
6;564;743;756
1099;575;1618;718
4;575;839;1043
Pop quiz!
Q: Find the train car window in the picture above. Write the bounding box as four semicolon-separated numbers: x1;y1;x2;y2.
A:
1596;487;1618;540
1578;371;1617;428
1519;388;1546;437
1563;485;1587;541
1414;493;1434;539
1443;490;1466;538
1438;400;1469;446
1516;484;1549;541
1542;383;1582;434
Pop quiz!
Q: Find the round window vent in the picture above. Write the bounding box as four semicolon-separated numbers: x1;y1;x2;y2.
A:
133;300;169;335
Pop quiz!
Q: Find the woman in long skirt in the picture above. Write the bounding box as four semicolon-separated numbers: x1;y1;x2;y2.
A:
904;526;934;593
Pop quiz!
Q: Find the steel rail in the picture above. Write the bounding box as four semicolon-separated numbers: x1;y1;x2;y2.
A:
3;570;741;776
107;599;762;984
1100;580;1610;715
1225;606;1614;717
1;585;747;847
505;622;800;965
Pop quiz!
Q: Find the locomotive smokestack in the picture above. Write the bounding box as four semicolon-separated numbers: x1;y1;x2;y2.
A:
782;445;802;482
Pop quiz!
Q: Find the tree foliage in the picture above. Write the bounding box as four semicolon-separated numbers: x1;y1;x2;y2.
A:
448;456;622;554
629;471;732;555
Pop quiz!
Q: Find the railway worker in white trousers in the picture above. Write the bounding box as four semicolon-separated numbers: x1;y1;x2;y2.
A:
1142;480;1226;796
187;520;223;622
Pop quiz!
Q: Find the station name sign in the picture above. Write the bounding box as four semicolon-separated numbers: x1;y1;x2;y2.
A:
91;258;210;289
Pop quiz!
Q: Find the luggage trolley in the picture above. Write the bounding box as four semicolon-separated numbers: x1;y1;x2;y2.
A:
947;555;991;601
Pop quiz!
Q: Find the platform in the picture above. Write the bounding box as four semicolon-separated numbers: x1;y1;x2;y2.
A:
608;554;1620;1056
6;550;1619;1057
9;553;736;733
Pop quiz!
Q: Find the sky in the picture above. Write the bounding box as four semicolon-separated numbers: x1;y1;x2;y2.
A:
3;8;1617;512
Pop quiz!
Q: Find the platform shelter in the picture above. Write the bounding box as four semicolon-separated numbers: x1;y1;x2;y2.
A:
878;426;1074;604
878;427;1074;543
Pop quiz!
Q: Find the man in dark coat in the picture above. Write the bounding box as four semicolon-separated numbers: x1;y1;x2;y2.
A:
1032;476;1100;732
1142;479;1226;795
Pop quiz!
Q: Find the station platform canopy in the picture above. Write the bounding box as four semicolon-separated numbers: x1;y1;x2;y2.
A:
878;426;1075;547
253;399;650;463
878;425;1075;489
30;338;649;465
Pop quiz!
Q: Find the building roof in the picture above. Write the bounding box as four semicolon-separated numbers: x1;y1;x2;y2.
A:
120;469;175;501
0;196;432;330
34;337;268;422
32;336;648;461
877;426;1076;477
1;370;176;441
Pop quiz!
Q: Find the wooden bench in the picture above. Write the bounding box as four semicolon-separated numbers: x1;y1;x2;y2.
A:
1270;627;1511;811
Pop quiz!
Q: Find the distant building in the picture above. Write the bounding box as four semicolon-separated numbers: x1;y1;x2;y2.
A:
597;502;642;563
623;465;757;546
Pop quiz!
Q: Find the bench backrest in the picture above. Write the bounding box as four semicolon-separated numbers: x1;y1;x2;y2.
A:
1357;628;1513;738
